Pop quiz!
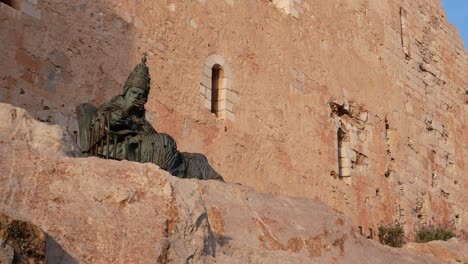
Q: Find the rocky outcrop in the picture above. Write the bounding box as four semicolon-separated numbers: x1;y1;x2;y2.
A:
0;103;465;263
0;239;14;264
404;238;468;264
2;0;466;239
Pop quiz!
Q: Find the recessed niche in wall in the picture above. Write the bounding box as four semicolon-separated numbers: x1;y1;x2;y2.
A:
330;100;370;185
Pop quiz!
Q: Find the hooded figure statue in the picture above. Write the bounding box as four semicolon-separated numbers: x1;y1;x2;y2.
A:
85;55;223;181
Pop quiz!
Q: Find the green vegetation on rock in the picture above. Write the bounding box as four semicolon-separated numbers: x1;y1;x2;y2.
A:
378;225;405;248
415;226;455;243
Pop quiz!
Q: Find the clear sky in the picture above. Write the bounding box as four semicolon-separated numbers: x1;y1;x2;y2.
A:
441;0;468;48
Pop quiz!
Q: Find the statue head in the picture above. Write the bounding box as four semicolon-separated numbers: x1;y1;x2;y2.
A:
122;54;151;109
123;54;151;94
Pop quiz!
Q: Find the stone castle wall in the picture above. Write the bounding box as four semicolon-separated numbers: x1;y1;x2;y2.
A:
0;0;466;238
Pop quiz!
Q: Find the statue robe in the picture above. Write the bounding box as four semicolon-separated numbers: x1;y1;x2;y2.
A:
90;95;223;181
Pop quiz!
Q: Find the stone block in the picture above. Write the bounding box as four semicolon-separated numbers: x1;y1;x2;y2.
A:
227;90;239;103
340;157;352;168
223;64;232;79
225;100;233;112
226;110;235;121
340;166;352;177
203;65;212;78
221;77;232;90
206;89;212;101
217;111;226;119
199;85;206;95
217;88;227;100
338;146;349;158
204;98;211;110
205;54;225;68
201;75;211;88
216;100;227;111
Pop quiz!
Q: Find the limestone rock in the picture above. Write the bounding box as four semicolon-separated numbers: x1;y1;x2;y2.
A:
0;240;14;264
1;0;466;238
404;238;468;263
0;102;79;157
0;103;465;263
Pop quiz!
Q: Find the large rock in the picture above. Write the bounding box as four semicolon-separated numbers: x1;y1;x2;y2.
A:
0;239;14;264
0;103;465;263
1;0;467;240
404;238;468;263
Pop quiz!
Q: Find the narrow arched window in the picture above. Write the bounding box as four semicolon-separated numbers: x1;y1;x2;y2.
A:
200;54;237;121
211;64;224;116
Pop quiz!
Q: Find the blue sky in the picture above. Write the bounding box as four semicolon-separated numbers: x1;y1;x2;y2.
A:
442;0;468;48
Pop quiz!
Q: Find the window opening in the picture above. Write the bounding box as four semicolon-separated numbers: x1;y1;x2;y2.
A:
368;228;374;239
200;54;236;121
211;64;223;115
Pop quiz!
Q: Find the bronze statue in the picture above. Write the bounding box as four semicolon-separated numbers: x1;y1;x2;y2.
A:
76;55;223;181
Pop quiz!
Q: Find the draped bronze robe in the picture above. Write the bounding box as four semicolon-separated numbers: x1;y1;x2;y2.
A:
90;95;223;181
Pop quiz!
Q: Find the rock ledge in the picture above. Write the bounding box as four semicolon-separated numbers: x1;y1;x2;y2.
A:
0;103;465;263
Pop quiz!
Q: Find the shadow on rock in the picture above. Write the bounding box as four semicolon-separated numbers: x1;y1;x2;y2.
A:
214;233;233;247
45;236;78;264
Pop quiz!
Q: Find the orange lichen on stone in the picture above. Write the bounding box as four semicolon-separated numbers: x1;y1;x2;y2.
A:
256;217;285;251
207;206;225;235
287;237;303;253
305;236;322;257
166;190;180;235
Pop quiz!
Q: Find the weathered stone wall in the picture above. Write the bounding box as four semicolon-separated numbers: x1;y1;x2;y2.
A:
0;0;466;238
